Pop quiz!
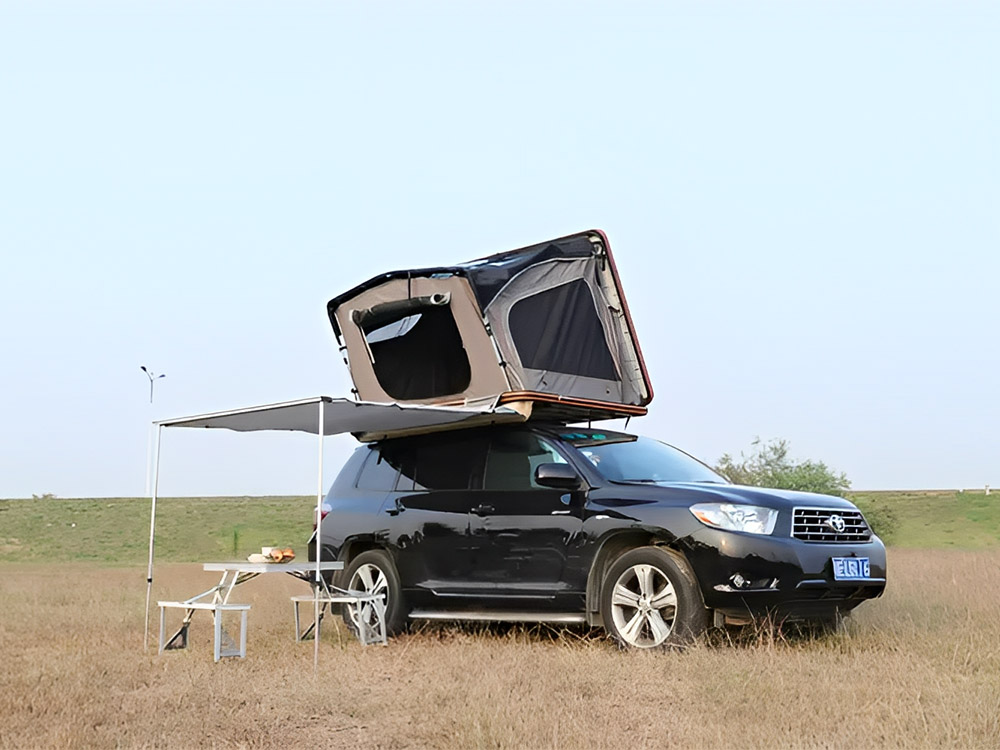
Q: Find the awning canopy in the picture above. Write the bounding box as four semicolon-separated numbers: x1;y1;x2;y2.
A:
143;395;528;665
156;396;528;441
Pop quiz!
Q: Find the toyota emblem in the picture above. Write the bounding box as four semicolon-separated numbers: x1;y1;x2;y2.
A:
825;514;847;533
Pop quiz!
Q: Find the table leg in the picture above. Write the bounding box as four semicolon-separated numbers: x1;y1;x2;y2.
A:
214;608;222;662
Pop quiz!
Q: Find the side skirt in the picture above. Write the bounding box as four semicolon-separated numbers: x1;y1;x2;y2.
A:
409;610;586;624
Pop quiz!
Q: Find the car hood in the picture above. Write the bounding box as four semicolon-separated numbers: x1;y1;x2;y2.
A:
620;481;859;512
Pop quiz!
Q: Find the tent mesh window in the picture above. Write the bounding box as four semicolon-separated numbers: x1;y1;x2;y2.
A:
361;305;472;400
508;279;618;380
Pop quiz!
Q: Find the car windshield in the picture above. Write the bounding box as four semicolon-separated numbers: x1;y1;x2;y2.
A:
557;430;728;484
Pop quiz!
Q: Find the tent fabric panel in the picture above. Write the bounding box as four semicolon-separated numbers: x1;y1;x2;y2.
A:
331;275;510;405
158;397;527;438
458;233;596;311
486;255;648;406
484;256;642;404
507;278;618;381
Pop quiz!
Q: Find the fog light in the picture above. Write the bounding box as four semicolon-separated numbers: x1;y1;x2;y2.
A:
715;575;780;593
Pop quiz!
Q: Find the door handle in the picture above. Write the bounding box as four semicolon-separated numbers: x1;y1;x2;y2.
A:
385;498;406;516
471;504;495;516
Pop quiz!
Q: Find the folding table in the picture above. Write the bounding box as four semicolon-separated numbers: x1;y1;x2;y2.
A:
158;560;386;661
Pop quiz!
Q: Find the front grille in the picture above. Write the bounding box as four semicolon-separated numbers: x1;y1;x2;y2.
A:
792;507;871;543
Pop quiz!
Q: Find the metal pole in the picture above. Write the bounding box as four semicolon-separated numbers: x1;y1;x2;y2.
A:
143;423;163;651
144;422;154;497
141;368;164;494
315;399;325;671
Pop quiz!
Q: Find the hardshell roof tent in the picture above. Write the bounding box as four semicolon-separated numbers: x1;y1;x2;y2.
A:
327;230;653;422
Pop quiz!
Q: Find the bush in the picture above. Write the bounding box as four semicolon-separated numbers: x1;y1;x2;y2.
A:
715;438;851;497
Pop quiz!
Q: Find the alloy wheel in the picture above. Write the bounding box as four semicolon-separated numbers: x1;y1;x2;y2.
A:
347;562;389;633
609;563;678;648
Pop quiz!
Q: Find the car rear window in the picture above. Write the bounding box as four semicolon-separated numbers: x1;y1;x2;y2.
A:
355;448;401;491
388;434;488;491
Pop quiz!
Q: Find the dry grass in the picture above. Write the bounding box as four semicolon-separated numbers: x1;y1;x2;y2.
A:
2;550;999;749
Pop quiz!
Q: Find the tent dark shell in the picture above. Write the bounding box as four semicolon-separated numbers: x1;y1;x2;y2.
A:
327;230;653;422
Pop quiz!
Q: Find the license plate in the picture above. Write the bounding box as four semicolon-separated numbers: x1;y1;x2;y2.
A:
832;557;870;581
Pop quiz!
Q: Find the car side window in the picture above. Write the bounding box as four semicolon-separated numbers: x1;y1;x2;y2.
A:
388;434;488;491
354;447;401;491
484;432;567;491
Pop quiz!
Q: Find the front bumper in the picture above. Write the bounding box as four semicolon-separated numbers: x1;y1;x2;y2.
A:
681;527;887;620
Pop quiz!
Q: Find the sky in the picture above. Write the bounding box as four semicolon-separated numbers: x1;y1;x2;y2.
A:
0;1;996;498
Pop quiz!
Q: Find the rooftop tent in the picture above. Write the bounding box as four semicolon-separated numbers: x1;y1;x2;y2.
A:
327;230;653;422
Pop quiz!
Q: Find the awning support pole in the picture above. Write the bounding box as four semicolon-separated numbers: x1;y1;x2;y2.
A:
143;423;163;651
314;399;325;671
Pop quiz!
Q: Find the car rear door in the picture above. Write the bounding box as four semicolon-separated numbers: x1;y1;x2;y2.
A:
383;432;489;596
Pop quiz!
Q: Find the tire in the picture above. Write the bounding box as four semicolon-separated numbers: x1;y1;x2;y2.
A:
600;546;708;649
342;549;408;637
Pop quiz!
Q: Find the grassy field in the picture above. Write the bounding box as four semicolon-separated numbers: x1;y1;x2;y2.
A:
0;490;997;564
0;496;317;564
851;490;1000;549
2;552;999;748
1;491;999;748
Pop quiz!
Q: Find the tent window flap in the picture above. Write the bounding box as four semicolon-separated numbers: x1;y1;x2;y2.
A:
359;303;472;401
508;279;618;380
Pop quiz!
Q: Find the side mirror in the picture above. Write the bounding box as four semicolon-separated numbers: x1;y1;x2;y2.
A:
535;463;584;491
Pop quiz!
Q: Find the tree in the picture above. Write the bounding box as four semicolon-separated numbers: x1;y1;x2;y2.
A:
715;438;851;497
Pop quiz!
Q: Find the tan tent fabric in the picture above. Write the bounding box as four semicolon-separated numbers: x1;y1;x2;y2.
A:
331;276;511;405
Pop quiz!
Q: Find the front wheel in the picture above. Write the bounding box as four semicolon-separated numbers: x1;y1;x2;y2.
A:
600;546;707;649
342;549;408;638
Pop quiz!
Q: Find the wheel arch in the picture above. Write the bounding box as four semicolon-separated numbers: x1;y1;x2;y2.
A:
584;530;687;626
335;537;389;586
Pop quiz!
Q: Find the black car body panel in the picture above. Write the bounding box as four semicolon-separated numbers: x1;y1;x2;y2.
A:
313;425;886;627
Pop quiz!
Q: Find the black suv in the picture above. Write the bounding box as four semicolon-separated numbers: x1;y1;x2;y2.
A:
313;425;886;648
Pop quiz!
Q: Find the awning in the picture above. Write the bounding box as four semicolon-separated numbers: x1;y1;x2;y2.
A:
155;396;528;440
144;396;527;667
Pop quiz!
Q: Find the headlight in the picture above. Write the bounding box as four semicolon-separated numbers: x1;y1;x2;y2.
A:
689;503;778;535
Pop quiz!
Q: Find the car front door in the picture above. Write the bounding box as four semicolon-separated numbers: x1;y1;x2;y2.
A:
467;430;585;600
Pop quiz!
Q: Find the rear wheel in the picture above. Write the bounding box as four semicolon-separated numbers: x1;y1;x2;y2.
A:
342;550;408;637
600;546;707;649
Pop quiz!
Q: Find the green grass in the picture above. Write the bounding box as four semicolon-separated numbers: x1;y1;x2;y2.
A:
0;496;316;564
0;490;997;565
850;489;1000;549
